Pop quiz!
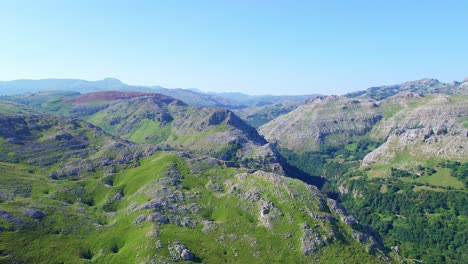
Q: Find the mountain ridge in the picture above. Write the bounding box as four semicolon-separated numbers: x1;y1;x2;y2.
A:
0;78;317;109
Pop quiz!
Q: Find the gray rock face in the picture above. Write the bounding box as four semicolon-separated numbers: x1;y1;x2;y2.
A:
168;241;193;261
258;200;282;229
147;213;169;224
327;198;359;227
134;214;146;224
136;165;201;228
300;224;330;255
156;240;164;249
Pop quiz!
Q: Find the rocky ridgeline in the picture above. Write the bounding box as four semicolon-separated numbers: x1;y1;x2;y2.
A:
170;106;266;145
259;96;382;152
127;154;389;260
225;170;383;257
345;78;464;100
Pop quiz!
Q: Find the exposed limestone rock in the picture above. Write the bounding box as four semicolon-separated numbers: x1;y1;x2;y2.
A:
258;200;282;229
147;213;169;224
168;241;194;261
300;224;330;255
327;198;359;228
156;240;164;249
134;214;146;224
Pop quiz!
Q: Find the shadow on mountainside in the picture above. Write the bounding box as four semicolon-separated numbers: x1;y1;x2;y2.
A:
281;161;341;200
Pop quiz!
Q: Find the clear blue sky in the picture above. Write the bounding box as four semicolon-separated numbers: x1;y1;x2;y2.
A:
1;0;467;95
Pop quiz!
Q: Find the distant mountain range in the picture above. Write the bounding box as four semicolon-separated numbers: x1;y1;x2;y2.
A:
345;78;468;100
0;78;320;109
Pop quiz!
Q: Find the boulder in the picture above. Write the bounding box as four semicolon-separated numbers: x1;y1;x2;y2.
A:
168;241;194;261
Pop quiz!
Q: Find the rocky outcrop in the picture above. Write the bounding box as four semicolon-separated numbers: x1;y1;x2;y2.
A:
258;200;282;229
168;241;194;261
135;164;202;228
327;198;359;228
300;223;332;255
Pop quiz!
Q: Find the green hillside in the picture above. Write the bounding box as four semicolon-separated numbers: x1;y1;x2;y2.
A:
0;110;393;263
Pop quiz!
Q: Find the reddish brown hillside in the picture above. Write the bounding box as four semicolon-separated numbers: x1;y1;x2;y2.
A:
69;91;176;104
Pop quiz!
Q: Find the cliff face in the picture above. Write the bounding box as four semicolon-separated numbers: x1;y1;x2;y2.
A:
363;93;468;165
259;96;382;153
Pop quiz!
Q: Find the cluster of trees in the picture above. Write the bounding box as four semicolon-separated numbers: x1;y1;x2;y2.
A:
390;167;416;178
342;180;467;263
281;139;379;176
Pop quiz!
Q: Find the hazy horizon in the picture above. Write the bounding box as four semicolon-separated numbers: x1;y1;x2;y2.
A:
1;1;467;95
1;75;464;97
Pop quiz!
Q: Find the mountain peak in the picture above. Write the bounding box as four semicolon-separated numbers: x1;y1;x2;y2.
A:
101;77;123;84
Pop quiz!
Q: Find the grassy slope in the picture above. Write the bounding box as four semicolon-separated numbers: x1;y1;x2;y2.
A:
0;152;388;263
